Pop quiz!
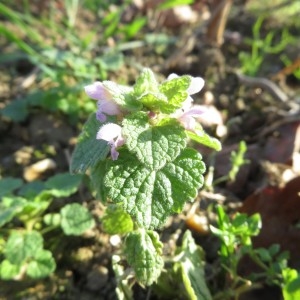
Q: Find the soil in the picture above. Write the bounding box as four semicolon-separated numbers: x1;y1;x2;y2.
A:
0;1;300;299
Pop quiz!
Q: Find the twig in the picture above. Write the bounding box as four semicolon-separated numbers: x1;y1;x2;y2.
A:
236;72;289;103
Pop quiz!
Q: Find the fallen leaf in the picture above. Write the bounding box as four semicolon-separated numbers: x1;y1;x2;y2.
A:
239;176;300;269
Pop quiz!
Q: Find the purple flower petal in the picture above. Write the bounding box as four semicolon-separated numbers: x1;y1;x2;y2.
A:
97;123;122;141
187;77;205;95
84;81;112;101
96;111;107;122
96;123;125;160
98;99;121;115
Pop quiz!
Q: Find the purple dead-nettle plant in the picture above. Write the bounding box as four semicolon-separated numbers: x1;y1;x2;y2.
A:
71;68;221;288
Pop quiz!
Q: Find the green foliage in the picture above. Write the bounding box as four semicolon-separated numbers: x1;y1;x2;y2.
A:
0;231;55;280
0;173;83;279
239;16;296;76
101;205;134;235
213;140;248;185
124;229;164;286
60;203;95;235
0;177;23;198
174;230;212;300
70;113;110;174
187;127;222;151
158;0;195;10
211;206;290;299
282;268;300;300
104;147;205;229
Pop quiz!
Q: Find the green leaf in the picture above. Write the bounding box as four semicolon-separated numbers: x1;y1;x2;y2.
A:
5;231;43;265
60;203;95;235
282;268;300;300
124;229;164;286
187;128;222;151
1;98;29;122
0;196;27;227
44;173;82;197
174;230;212;300
102;81;138;109
70;113;110;174
26;249;56;279
98;51;124;71
158;0;195;10
101;205;133;235
0;260;21;280
0;177;23;198
18;181;45;198
158;75;191;113
104;147;205;229
90;160;108;202
137;92;169;112
123;112;186;170
134;68;159;96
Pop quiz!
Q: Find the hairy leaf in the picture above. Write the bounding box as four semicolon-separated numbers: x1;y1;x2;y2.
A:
26;249;56;279
70;113;110;174
134;68;159;96
159;75;191;113
187;129;222;151
5;231;43;265
174;230;212;300
102;205;134;234
123;112;186;170
104;148;205;229
60;203;95;235
124;229;163;286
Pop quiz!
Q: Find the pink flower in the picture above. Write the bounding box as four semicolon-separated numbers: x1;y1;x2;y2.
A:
85;81;121;122
176;105;207;132
96;123;125;160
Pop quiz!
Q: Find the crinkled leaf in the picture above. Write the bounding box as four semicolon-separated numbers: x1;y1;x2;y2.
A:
26;249;56;279
102;81;140;110
0;260;21;280
134;68;159;96
90;160;108;202
0;196;27;227
123;112;186;170
158;75;191;113
5;231;43;265
174;230;212;300
104;148;205;229
60;203;95;235
44;173;82;197
137;92;169;112
102;205;133;235
124;229;164;286
0;177;23;198
70;113;110;174
187;128;222;151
